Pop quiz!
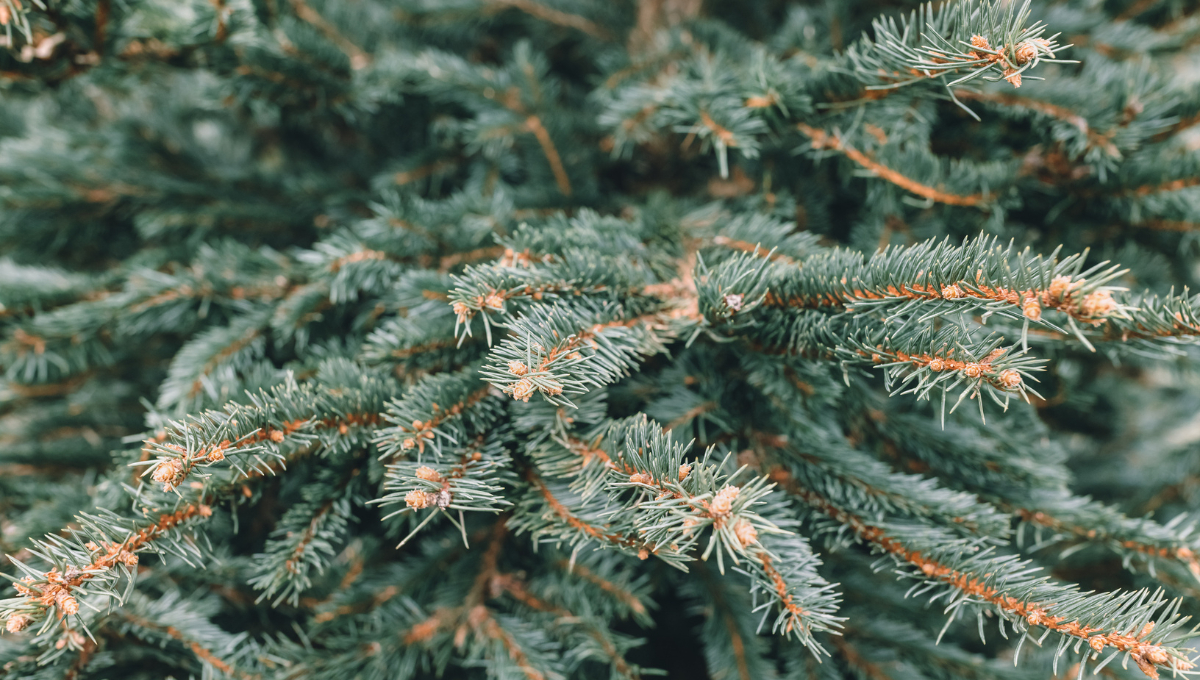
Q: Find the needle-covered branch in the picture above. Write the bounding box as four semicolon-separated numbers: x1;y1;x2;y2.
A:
771;464;1198;679
4;0;1200;677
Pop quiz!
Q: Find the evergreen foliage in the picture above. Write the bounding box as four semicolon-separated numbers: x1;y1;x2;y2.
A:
2;0;1200;678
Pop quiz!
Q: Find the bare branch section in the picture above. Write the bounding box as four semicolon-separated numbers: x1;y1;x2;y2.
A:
288;0;370;69
797;123;985;206
488;0;612;40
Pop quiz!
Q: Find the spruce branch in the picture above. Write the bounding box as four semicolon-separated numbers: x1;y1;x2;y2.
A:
478;303;678;406
114;589;259;680
516;470;657;559
685;561;777;680
521;416;844;652
374;367;503;460
1012;497;1200;585
846;0;1073;97
492;573;643;679
748;429;1011;538
3;1;1199;677
248;466;363;607
767;462;1199;679
797;124;987;206
844;396;1200;589
1;439;316;640
761;237;1131;330
551;554;654;627
374;430;515;547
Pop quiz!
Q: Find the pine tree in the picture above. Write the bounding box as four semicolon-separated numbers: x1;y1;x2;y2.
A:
2;0;1200;678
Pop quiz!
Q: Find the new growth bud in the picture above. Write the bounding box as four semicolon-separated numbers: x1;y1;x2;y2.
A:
711;485;739;515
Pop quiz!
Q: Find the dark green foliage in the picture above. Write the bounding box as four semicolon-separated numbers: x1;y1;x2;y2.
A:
2;0;1200;679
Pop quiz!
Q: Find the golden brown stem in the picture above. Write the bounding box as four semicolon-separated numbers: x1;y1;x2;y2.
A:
288;0;370;69
487;0;611;39
796;123;985;207
523;115;573;196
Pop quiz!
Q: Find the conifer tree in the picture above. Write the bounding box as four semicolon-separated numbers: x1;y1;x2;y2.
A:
2;0;1200;678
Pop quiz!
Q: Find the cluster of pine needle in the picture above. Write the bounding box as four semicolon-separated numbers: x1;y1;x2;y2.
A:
2;0;1200;679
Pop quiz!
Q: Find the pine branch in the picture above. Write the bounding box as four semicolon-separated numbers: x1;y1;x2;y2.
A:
686;561;776;680
478;303;679;407
768;463;1198;678
248;468;361;606
374;430;515;546
797;124;987;206
493;573;642;679
374;367;503;460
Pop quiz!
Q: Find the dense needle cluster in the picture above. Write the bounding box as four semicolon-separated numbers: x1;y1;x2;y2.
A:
2;0;1200;679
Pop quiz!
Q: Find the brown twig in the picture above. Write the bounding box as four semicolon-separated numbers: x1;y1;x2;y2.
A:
554;560;647;617
1131;175;1200;196
694;561;753;680
953;90;1088;132
121;613;257;679
523;116;572;196
288;0;370;69
765;464;1191;679
832;637;892;680
796;123;985;207
487;0;611;40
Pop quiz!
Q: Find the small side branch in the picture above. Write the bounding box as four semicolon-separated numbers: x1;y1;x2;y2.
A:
796;123;984;207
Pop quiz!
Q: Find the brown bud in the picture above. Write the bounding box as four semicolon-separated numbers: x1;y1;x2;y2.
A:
1144;646;1170;666
711;485;740;515
1015;41;1038;65
999;369;1022;389
415;466;441;482
509;378;535;402
963;363;984;379
1022;299;1041;321
56;593;78;616
405;490;434;509
733;519;758;547
452;301;472;323
1047;275;1075;300
152;458;184;491
5;615;31;634
628;472;653;486
507;360;528;376
1081;290;1117;319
